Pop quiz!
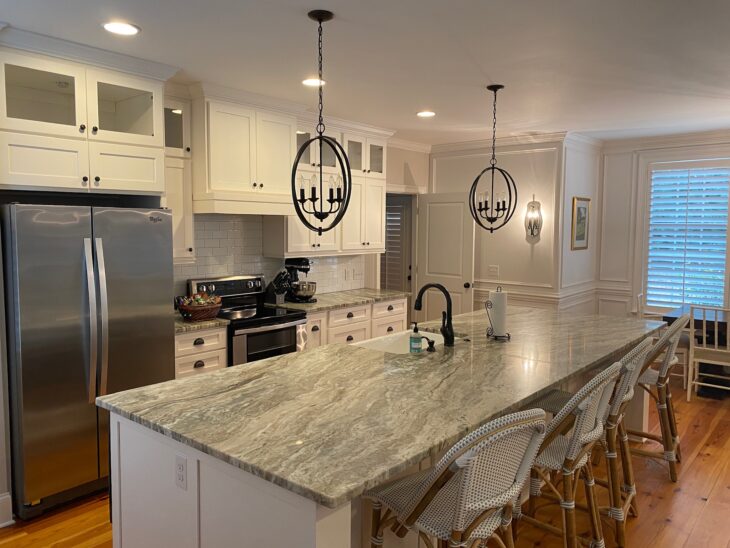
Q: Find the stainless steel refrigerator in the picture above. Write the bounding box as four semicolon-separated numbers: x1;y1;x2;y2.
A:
1;204;175;519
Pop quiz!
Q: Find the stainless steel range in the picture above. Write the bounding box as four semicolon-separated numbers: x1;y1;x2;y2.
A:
189;275;307;366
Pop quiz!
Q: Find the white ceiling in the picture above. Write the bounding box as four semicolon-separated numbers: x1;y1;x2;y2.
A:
2;0;730;145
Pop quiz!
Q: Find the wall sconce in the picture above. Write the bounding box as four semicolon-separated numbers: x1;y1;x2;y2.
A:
525;195;543;240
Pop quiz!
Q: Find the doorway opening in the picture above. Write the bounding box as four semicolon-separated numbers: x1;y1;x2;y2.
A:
380;194;414;298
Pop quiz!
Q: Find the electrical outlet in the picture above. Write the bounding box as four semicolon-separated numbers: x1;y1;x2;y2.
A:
175;455;187;491
487;265;499;279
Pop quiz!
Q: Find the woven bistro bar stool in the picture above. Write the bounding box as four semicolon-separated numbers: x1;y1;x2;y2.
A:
527;337;653;546
520;362;622;548
364;409;546;548
628;313;690;482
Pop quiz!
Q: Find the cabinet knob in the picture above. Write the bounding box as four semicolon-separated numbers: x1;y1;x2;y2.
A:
346;335;354;342
188;247;194;252
311;163;316;167
186;146;191;152
82;176;89;184
317;243;321;247
362;169;367;173
312;244;316;248
311;325;320;332
92;126;98;134
362;242;366;246
193;338;205;346
463;282;471;289
387;326;394;333
193;360;205;368
252;182;258;187
367;242;370;245
259;183;264;188
79;124;86;132
347;312;354;319
94;176;101;184
387;305;394;311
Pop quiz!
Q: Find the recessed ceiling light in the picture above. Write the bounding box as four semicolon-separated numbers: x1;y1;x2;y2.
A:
417;111;436;118
302;78;326;87
103;21;140;36
171;109;182;115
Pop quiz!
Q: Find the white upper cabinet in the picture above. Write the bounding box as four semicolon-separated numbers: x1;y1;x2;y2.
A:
164;157;195;263
86;69;163;147
344;134;387;179
207;101;257;194
341;176;385;252
89;142;164;194
296;125;343;175
0;50;88;139
341;176;365;250
256;110;297;194
164;97;192;158
364;178;386;248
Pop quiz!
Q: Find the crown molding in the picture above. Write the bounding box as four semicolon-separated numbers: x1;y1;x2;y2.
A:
564;132;603;151
388;138;432;153
431;131;568;155
297;111;395;138
164;82;192;100
601;128;730;154
0;25;179;81
190;81;309;115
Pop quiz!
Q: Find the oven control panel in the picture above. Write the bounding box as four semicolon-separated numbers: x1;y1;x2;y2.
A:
189;276;264;297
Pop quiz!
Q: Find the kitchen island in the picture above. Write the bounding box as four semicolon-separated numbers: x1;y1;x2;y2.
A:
97;306;663;547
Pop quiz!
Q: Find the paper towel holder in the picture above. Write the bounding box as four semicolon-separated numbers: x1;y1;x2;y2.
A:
485;286;511;341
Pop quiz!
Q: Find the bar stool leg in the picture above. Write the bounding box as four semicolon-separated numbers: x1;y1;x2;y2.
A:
583;461;605;548
617;421;638;518
665;387;682;463
604;424;625;546
561;470;577;548
657;384;678;482
370;501;383;548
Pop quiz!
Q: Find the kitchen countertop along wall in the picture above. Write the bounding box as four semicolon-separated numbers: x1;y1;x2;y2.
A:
280;288;410;313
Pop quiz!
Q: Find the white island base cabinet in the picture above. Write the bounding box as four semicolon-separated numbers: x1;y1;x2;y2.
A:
109;414;356;548
110;414;426;547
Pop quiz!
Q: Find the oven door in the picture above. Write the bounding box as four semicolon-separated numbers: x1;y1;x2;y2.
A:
231;319;307;366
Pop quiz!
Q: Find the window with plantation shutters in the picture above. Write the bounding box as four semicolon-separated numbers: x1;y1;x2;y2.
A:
646;164;730;308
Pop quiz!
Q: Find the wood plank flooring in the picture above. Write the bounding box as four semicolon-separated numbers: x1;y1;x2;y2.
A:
0;379;726;547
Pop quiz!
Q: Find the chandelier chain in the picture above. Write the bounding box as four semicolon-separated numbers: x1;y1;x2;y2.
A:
490;89;498;166
316;21;325;136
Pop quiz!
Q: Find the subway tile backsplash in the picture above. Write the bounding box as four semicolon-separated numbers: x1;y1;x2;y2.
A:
173;214;366;296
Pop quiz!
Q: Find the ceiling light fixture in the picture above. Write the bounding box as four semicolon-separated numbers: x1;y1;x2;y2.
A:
291;10;351;236
468;84;518;233
302;78;326;87
103;21;140;36
417;111;436;118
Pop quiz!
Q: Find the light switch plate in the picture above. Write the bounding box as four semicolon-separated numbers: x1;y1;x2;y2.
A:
175;454;187;491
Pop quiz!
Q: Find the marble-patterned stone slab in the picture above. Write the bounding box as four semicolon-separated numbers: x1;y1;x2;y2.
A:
98;306;662;508
174;317;230;334
280;288;410;313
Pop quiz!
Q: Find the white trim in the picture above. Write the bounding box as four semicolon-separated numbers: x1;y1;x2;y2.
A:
0;26;178;81
0;492;13;528
602;128;730;154
388;138;431;153
385;184;426;195
430;132;567;154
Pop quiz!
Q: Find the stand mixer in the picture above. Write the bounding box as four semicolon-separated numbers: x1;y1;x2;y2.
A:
284;258;317;303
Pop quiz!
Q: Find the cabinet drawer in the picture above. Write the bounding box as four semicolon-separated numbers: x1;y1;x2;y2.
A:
175;328;227;357
372;299;408;319
328;305;370;328
372;316;407;338
305;313;327;350
175;348;227;378
328;323;371;345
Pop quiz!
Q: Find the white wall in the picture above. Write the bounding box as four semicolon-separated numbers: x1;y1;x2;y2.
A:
597;130;730;316
386;144;429;193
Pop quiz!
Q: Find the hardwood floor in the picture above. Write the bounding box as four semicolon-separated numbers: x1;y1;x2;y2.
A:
0;379;726;547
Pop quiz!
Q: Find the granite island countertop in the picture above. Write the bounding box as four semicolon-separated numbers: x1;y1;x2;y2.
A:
98;306;663;508
280;288;410;313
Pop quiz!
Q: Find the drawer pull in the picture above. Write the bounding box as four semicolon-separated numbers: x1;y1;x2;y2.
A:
193;338;205;346
193;360;205;369
311;325;320;332
346;335;354;342
387;326;394;333
347;312;354;319
387;305;394;311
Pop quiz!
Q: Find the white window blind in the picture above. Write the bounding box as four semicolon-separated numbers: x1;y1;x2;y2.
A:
646;165;730;308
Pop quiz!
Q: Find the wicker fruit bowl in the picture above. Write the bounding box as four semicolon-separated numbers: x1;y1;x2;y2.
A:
176;294;222;322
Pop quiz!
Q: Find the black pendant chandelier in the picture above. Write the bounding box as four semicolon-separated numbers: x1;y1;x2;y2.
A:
468;84;517;232
291;9;352;236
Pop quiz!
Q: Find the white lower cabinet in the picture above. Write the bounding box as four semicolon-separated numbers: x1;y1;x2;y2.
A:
303;299;407;350
174;327;228;378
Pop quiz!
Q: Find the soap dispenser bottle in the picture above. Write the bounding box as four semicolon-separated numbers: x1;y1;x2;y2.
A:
410;322;422;353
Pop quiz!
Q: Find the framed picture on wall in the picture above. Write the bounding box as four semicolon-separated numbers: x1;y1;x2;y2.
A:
571;197;590;250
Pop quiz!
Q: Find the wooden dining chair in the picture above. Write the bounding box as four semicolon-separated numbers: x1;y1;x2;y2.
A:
687;305;730;402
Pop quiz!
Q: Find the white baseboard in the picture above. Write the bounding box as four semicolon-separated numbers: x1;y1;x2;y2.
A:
0;492;14;528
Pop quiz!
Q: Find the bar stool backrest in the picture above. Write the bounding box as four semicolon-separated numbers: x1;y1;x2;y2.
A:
609;337;654;417
655;313;691;380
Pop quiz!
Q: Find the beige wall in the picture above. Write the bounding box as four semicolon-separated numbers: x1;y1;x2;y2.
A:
386;146;429;192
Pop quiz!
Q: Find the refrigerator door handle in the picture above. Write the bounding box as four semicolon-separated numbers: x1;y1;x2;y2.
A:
84;238;98;404
95;238;110;397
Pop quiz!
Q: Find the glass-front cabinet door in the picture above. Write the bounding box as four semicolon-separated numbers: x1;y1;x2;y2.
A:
164;98;191;158
86;69;164;147
367;137;387;179
344;134;366;175
0;51;87;138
